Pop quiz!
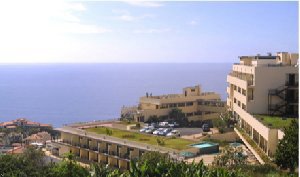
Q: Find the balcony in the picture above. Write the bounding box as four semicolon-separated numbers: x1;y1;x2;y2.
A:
101;150;108;154
109;151;117;156
70;142;77;146
80;144;89;149
90;147;98;152
228;72;253;86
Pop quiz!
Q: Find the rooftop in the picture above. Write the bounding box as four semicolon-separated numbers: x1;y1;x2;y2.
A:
57;126;194;153
56;127;192;153
254;115;297;129
86;127;194;151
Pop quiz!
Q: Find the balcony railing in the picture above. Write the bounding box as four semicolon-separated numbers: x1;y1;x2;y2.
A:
120;153;130;160
101;150;108;154
91;147;98;151
109;151;116;156
80;144;89;149
229;72;254;86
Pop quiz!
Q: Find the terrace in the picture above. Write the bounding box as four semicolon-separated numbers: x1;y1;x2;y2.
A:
86;127;194;150
254;115;297;129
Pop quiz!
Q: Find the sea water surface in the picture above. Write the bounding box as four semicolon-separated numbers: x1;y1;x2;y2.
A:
0;63;231;127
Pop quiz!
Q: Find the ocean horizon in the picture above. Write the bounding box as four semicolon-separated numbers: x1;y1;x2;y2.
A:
0;63;232;127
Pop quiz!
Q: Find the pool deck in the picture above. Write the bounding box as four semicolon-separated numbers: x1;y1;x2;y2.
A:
185;154;217;165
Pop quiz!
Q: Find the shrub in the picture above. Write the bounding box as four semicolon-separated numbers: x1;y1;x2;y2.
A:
156;137;165;146
105;128;113;136
139;138;150;141
122;134;135;139
136;123;140;128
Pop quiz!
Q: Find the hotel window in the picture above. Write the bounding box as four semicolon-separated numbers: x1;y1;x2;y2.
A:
238;101;241;107
197;101;203;105
186;102;193;106
242;89;246;96
234;98;236;103
234;85;237;91
242;104;246;110
160;104;168;109
186;112;193;116
178;103;185;107
194;111;202;115
169;103;177;108
238;87;241;93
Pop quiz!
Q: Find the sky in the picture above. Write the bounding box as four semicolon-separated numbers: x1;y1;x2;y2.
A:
0;1;298;63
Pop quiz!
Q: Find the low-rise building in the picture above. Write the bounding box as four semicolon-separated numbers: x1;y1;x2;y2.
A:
25;131;51;146
122;85;225;122
52;126;177;170
0;118;52;129
227;52;298;157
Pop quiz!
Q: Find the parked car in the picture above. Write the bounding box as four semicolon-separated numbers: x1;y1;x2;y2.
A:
166;130;180;137
202;124;210;132
159;128;172;136
168;121;179;128
151;123;158;128
153;128;164;135
145;127;156;134
159;122;169;127
139;127;149;133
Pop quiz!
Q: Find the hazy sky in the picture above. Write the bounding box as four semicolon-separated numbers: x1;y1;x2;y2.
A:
0;1;298;63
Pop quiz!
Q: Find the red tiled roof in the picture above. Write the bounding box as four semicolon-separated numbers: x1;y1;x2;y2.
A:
40;124;51;127
6;146;25;154
1;122;14;126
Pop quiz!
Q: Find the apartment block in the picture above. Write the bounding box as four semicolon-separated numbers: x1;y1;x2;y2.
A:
227;52;298;157
122;85;225;122
52;127;174;170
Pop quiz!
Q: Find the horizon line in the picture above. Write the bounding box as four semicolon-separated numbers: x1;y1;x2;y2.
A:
0;62;234;65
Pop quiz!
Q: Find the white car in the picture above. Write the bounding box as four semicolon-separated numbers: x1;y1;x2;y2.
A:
153;128;164;135
159;122;169;127
166;130;180;137
139;127;149;133
145;127;156;134
159;128;172;136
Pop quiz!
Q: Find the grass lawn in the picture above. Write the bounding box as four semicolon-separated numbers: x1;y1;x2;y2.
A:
86;127;194;150
255;115;297;129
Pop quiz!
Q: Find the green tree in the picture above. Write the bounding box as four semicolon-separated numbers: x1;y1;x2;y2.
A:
0;147;52;177
90;163;121;177
138;151;168;167
275;119;298;173
145;115;159;123
50;153;90;177
168;108;188;127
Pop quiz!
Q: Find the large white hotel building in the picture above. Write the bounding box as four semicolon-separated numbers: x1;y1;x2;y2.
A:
227;52;298;157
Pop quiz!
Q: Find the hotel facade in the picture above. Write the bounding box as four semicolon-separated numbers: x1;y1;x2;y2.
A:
121;85;225;122
52;126;177;170
227;52;298;157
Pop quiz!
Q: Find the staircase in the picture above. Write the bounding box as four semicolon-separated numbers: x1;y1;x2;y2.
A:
268;84;298;116
268;85;288;116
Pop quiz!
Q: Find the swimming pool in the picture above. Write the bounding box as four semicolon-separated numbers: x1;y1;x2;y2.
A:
191;142;219;155
192;142;216;148
229;142;243;147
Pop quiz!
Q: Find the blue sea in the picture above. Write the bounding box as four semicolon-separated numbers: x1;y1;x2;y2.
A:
0;63;231;127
